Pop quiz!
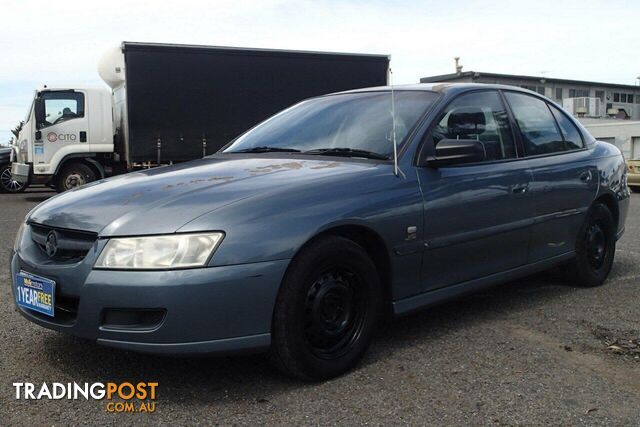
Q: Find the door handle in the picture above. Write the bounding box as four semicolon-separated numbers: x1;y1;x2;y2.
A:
579;170;592;183
79;131;87;142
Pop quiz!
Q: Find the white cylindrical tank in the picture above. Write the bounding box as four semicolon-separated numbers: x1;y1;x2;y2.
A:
98;45;126;89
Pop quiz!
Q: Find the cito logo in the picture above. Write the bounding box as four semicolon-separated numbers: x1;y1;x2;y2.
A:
13;382;158;413
46;132;77;142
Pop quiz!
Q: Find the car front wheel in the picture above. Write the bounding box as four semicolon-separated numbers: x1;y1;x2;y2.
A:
0;164;28;193
269;235;382;381
565;203;616;287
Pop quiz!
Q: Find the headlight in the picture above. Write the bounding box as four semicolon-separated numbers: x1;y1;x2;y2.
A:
14;222;26;252
95;232;224;270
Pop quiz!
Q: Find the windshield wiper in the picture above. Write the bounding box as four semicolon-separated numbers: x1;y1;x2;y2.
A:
303;147;389;160
232;146;301;153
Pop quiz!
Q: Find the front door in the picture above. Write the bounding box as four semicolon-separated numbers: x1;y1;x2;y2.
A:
416;90;535;292
34;90;87;170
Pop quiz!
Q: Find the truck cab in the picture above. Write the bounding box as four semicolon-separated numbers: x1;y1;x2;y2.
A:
12;86;113;191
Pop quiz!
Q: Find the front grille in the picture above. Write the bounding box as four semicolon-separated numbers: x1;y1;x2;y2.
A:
30;223;97;261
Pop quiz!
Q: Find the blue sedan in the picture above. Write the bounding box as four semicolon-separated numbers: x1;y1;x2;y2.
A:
11;83;629;380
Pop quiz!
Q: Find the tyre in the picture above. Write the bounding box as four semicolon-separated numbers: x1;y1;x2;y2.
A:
0;164;28;193
631;186;640;193
564;203;616;287
269;235;382;381
55;162;96;192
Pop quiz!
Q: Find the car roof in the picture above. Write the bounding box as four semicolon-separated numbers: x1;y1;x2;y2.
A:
338;82;540;97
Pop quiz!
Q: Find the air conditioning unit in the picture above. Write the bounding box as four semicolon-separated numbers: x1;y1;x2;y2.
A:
563;97;602;117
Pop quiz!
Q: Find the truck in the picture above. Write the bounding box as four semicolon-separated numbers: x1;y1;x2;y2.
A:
11;42;390;192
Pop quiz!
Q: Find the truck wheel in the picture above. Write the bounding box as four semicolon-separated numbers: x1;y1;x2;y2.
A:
56;162;96;192
564;203;616;287
269;236;382;381
0;164;28;193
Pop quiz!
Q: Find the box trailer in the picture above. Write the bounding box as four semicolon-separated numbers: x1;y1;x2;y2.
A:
11;42;389;191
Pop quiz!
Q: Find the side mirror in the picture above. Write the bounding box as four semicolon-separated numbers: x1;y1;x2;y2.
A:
426;139;486;167
34;96;45;129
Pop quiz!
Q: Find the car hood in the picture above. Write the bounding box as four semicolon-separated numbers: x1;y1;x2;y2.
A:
28;155;378;236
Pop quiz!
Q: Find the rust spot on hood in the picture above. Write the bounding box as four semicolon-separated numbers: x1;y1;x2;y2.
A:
122;191;146;205
310;161;341;169
164;176;234;191
246;162;304;174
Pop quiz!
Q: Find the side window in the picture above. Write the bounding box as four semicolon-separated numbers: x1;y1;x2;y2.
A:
504;92;564;155
431;91;516;161
39;91;85;128
549;104;584;150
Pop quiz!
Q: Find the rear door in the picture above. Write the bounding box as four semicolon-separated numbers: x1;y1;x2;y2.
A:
416;90;536;291
503;91;598;262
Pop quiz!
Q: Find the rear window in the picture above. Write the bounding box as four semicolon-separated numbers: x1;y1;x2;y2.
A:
549;104;584;150
504;92;565;156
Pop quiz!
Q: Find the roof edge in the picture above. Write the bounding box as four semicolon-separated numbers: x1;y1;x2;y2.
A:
420;71;640;90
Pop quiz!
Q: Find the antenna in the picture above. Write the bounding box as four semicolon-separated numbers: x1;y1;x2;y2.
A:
389;67;399;177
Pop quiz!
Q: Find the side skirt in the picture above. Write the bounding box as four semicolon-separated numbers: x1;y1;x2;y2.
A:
392;251;575;316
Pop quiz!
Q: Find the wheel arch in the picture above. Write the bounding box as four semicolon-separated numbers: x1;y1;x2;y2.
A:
594;192;619;228
289;224;393;309
54;154;104;179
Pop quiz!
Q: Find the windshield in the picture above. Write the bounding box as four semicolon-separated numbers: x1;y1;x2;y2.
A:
223;91;439;157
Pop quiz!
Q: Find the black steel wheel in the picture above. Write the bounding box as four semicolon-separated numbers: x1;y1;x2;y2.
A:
269;235;382;380
565;203;616;287
0;164;28;193
304;269;368;360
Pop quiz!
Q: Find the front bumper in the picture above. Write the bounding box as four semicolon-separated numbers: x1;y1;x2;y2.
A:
10;247;289;355
628;172;640;187
11;162;30;183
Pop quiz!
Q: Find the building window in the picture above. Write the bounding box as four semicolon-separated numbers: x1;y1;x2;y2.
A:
569;89;589;98
520;84;545;95
555;88;563;99
613;92;635;103
595;90;604;102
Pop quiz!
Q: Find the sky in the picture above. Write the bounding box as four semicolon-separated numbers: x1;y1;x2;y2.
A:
2;0;640;144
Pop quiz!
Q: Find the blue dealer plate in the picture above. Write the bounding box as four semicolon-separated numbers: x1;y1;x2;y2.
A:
15;271;55;317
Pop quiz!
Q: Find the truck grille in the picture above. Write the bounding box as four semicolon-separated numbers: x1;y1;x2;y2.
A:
30;223;98;261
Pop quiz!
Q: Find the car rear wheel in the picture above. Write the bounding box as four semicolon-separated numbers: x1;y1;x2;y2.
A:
269;235;382;381
564;203;616;287
55;162;96;192
0;164;28;193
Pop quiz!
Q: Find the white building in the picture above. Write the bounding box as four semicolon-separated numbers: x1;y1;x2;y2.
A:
579;119;640;160
421;71;640;120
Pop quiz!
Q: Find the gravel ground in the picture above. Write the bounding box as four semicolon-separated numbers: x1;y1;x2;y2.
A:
1;188;638;426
